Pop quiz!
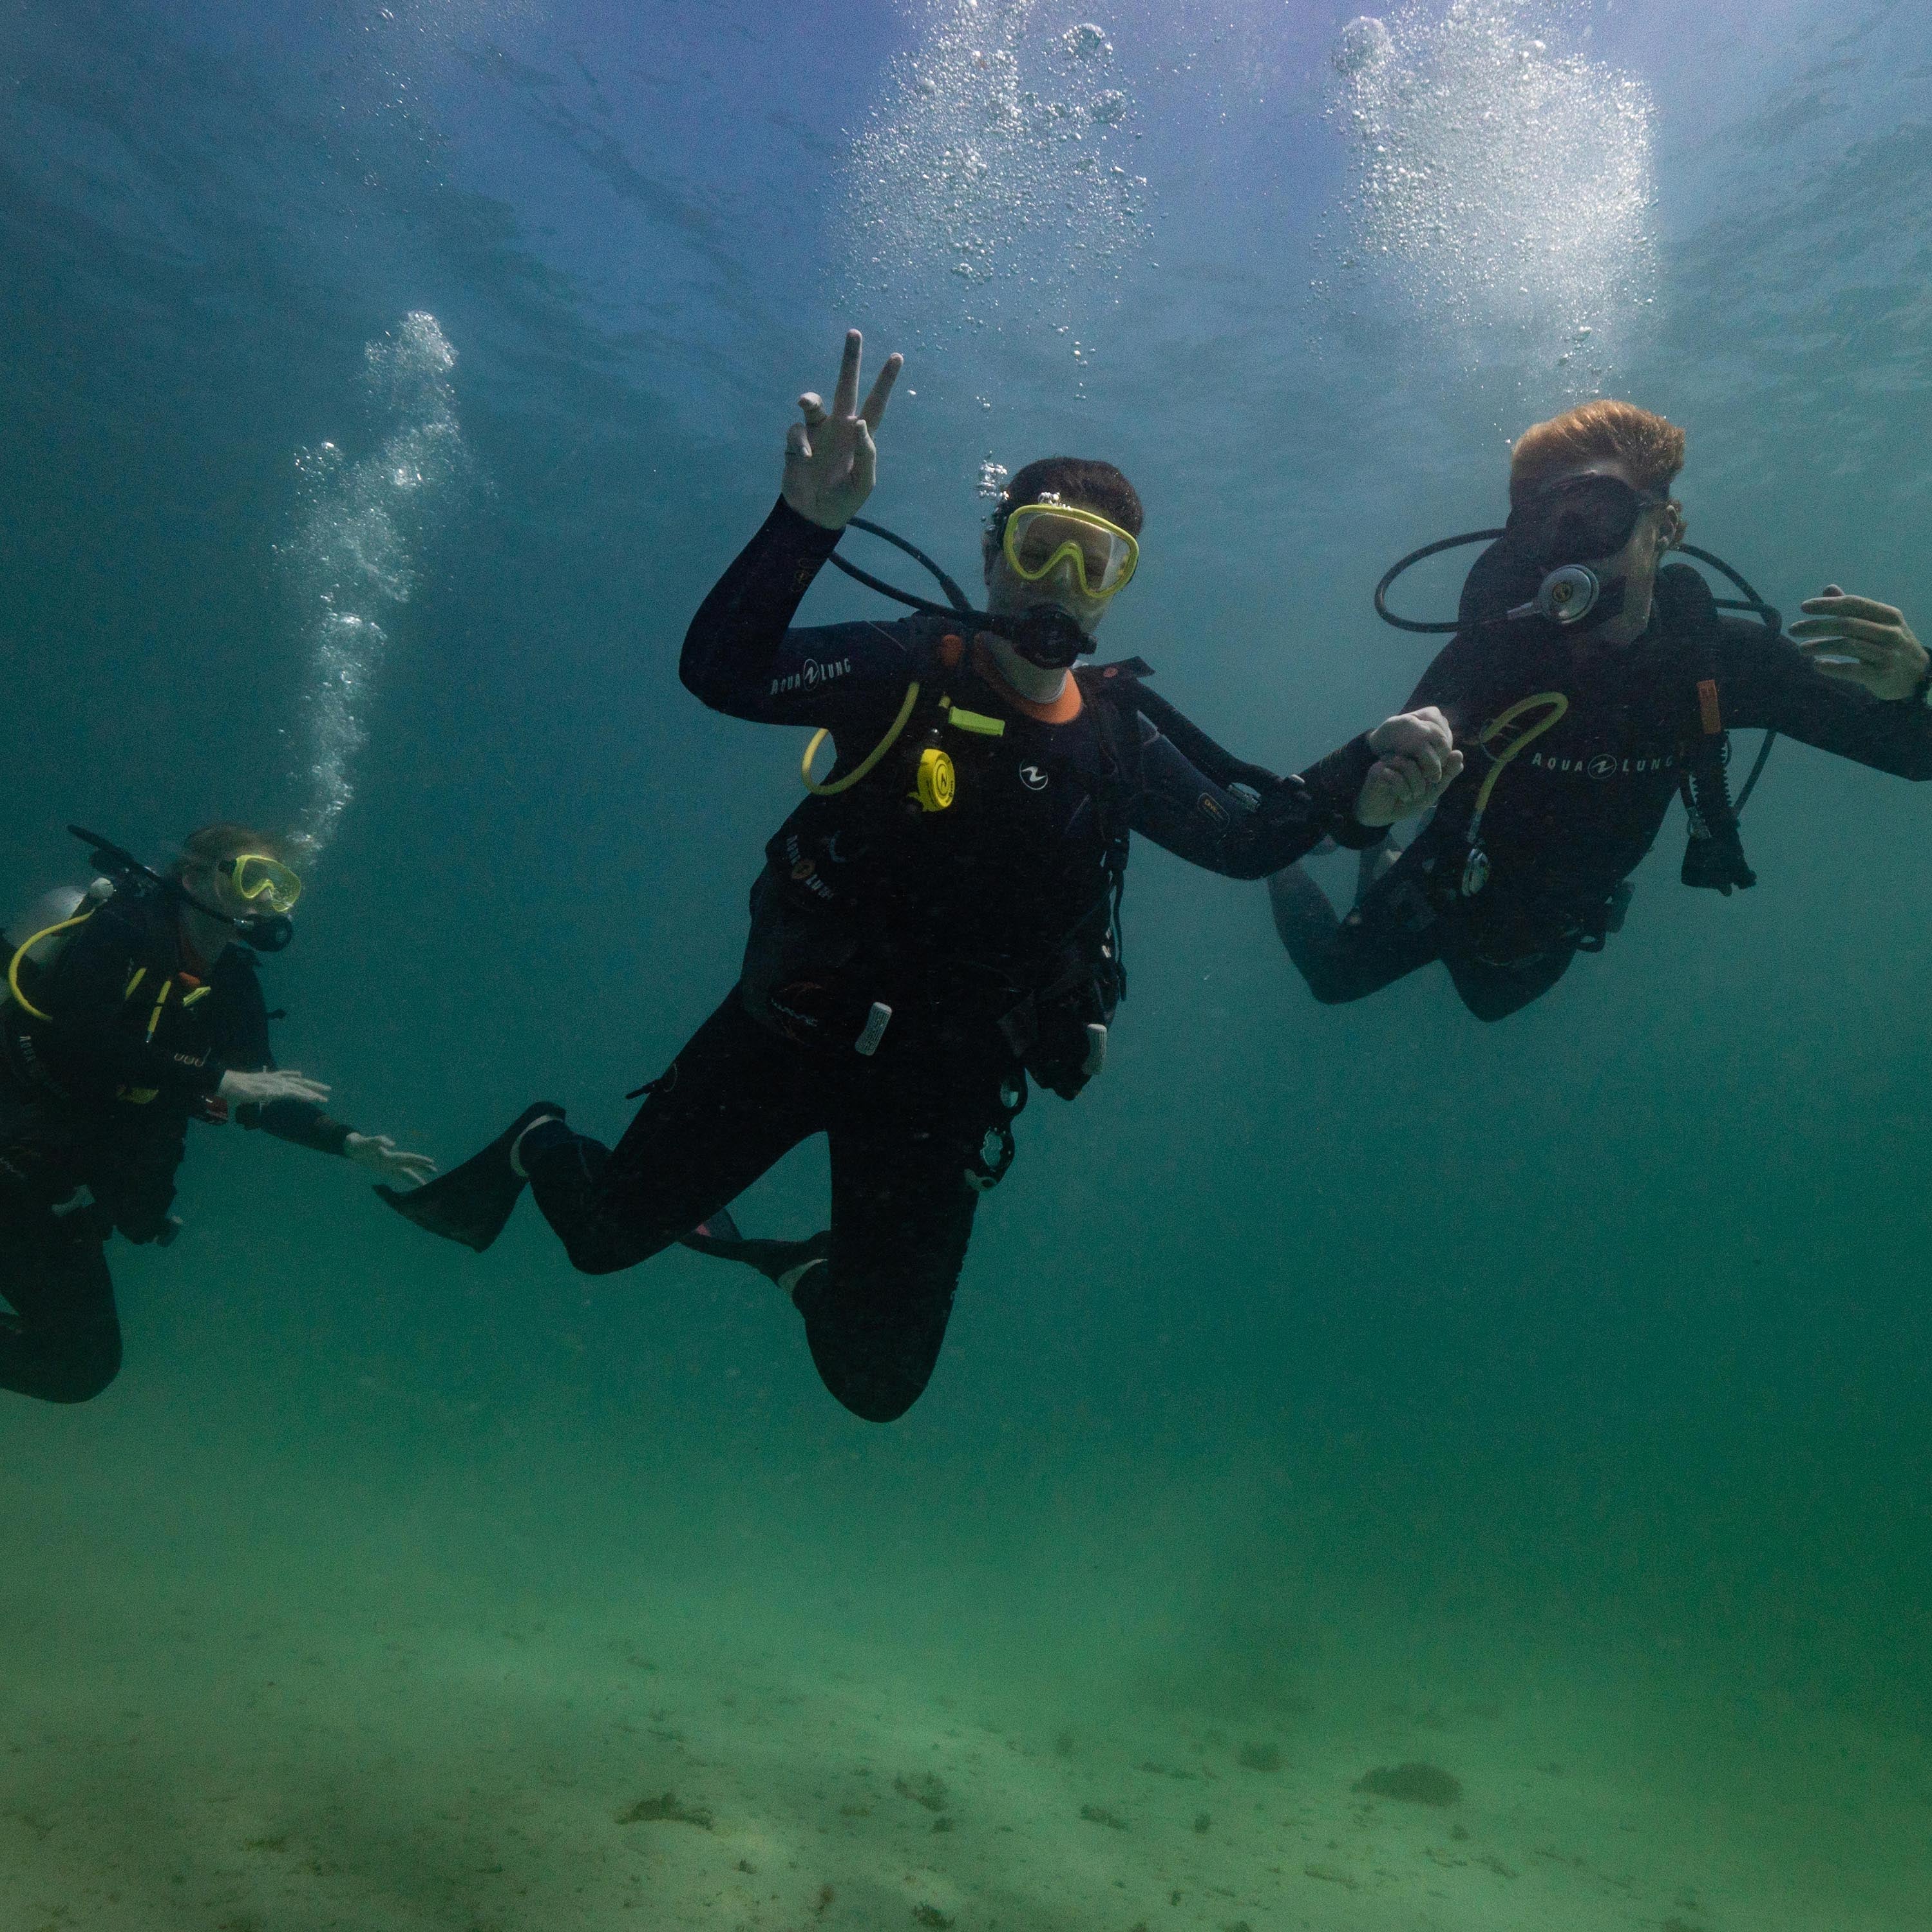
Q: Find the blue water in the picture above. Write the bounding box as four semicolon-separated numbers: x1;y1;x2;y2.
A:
3;3;1930;1926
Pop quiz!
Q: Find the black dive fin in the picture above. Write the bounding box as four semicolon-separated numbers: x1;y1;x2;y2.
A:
376;1102;563;1253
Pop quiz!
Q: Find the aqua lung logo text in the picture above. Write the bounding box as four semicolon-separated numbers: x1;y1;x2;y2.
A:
1530;749;1681;779
770;656;853;697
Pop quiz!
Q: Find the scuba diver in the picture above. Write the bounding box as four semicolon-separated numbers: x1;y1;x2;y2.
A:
0;824;435;1403
383;328;1463;1424
1269;398;1932;1021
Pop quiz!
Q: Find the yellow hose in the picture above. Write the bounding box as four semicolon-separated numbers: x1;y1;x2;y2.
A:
1468;692;1569;823
6;911;95;1024
801;681;922;797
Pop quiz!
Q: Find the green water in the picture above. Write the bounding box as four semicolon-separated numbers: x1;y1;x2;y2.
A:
1;2;1929;1926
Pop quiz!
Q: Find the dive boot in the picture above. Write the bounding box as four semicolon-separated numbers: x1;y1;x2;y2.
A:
681;1213;831;1299
376;1101;564;1253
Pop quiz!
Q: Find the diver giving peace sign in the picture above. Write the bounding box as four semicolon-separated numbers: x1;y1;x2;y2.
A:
383;330;1461;1423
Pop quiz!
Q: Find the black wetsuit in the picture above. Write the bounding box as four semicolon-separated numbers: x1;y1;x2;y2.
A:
521;497;1383;1422
0;879;348;1401
1273;564;1932;1020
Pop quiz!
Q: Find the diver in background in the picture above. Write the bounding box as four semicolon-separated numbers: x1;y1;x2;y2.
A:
384;328;1463;1424
1269;399;1932;1021
0;824;433;1403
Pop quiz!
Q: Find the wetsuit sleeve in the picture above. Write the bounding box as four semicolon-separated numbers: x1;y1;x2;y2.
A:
1716;617;1932;777
1130;718;1383;878
251;1101;356;1155
680;497;923;728
215;976;356;1154
37;905;226;1096
1402;635;1482;739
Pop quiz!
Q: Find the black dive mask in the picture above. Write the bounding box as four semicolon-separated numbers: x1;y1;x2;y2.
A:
66;826;294;954
1493;473;1664;631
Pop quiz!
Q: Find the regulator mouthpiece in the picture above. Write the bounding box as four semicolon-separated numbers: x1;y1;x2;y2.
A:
996;605;1094;670
1508;564;1618;628
234;913;294;953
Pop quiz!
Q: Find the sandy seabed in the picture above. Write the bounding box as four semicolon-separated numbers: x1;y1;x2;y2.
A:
3;1530;1924;1932
2;1276;1926;1932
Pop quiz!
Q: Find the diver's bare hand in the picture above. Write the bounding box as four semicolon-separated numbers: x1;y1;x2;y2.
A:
345;1132;437;1188
218;1067;331;1107
781;329;903;531
1790;588;1927;702
1356;706;1464;826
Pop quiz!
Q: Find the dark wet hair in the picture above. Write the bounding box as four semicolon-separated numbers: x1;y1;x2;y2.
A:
171;823;294;879
987;457;1144;549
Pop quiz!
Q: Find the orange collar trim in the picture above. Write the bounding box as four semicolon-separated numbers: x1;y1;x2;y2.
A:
972;639;1084;725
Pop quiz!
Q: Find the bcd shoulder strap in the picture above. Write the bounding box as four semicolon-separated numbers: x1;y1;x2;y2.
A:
1655;563;1757;894
1079;658;1285;802
1076;658;1155;803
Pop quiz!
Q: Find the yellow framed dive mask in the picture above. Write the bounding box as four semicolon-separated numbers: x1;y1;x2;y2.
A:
1001;500;1139;603
219;852;303;915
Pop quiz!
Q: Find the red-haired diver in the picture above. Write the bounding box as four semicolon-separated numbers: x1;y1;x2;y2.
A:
1271;399;1932;1020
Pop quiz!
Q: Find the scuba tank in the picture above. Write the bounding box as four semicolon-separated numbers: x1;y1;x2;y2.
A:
8;884;89;957
4;878;115;1018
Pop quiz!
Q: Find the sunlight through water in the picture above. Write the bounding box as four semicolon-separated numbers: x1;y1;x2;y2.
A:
1325;0;1660;396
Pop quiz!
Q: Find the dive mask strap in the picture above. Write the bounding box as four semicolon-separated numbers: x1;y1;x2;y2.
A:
64;826;294;952
820;516;1097;667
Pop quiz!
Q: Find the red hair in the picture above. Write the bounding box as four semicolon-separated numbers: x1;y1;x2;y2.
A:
1510;399;1686;504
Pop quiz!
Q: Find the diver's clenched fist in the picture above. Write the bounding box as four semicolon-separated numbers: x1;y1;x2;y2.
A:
1356;706;1464;826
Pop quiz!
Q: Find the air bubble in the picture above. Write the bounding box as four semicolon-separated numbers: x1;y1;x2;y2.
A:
1332;15;1394;78
838;1;1152;326
1323;1;1659;392
283;313;468;863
